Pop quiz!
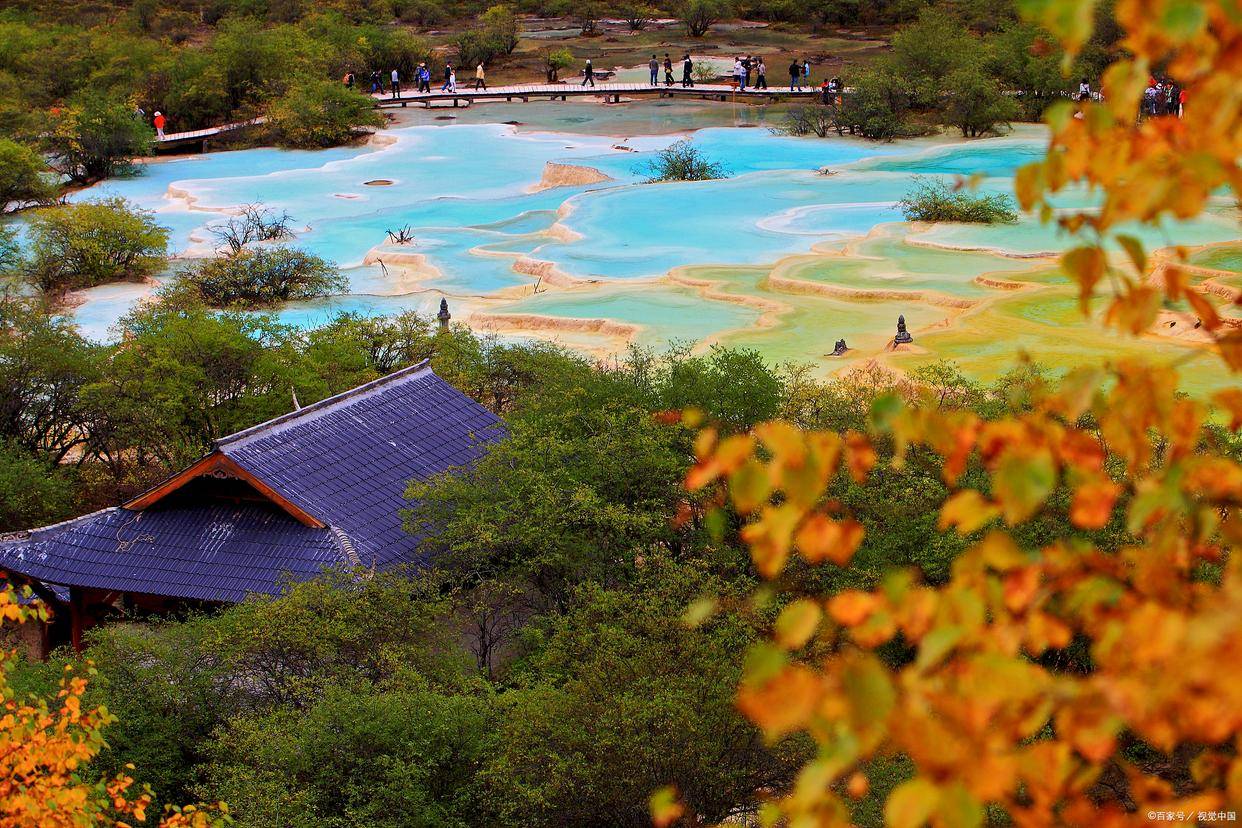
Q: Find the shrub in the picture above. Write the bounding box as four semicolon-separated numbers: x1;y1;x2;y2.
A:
264;80;383;149
25;198;168;293
0;138;57;211
641;140;727;183
897;177;1018;224
177;246;346;307
44;96;154;183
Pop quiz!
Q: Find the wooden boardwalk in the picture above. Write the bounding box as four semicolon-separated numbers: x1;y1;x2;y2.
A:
154;82;819;149
372;81;820;108
156;117;264;149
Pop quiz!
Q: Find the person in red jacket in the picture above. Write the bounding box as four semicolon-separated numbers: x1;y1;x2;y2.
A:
153;111;166;139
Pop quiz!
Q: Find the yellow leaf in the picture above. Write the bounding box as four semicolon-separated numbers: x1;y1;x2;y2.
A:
741;503;803;578
774;599;822;650
938;490;1000;535
992;448;1057;524
884;778;941;828
1061;245;1106;313
649;786;684;828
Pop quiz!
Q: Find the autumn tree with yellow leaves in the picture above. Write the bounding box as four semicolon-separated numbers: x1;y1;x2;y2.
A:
656;0;1242;825
0;584;229;828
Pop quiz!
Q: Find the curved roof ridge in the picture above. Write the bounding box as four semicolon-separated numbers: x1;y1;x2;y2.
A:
1;506;122;543
216;360;433;449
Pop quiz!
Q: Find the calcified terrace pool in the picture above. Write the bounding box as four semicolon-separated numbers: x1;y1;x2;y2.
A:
68;107;1240;396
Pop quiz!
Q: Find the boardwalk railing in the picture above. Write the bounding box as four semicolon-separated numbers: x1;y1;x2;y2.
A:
371;81;819;107
157;117;265;146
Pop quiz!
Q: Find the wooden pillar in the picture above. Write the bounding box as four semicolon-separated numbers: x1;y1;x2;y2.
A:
69;588;84;652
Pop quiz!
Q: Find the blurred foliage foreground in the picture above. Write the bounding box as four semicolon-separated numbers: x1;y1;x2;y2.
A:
655;0;1242;825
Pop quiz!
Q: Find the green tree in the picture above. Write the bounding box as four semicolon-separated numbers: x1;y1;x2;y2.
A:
407;383;688;607
842;67;919;140
176;247;346;307
0;440;73;530
617;2;659;30
264;80;383;149
203;684;488;828
942;65;1019;136
25;198;168;293
480;4;521;54
78;296;309;465
675;0;731;37
453;30;504;70
0;298;100;462
44;96;153;182
0;138;57;210
543;47;574;82
479;558;809;825
888;8;976;107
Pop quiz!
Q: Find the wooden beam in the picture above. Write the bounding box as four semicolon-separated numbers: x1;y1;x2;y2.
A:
123;452;325;527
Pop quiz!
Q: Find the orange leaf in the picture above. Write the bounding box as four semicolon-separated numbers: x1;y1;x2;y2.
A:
795;513;865;566
827;590;879;627
736;664;823;738
845;431;876;484
1070;477;1121;529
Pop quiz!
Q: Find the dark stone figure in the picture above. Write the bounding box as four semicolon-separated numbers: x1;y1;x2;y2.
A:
437;298;451;330
894;314;913;344
830;338;848;356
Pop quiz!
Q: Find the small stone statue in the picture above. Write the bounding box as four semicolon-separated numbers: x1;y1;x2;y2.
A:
830;338;848;356
894;314;913;344
437;298;451;331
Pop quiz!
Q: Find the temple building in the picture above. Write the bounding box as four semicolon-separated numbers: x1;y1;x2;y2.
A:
0;361;503;652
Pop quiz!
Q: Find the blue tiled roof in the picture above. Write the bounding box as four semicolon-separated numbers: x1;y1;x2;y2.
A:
0;504;344;603
0;363;504;603
216;362;504;569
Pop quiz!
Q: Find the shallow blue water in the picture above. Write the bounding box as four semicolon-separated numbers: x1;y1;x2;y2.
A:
58;122;1241;341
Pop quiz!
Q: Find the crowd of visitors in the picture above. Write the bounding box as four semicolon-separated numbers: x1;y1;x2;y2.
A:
352;57;1186;123
1143;76;1185;117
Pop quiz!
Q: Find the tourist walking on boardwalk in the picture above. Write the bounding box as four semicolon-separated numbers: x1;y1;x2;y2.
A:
153;110;165;139
649;55;659;85
390;68;400;98
369;70;380;94
418;63;430;92
789;58;801;90
582;58;595;87
682;54;693;87
733;57;745;90
441;62;454;92
802;59;811;87
663;54;674;86
755;58;767;89
475;62;486;90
